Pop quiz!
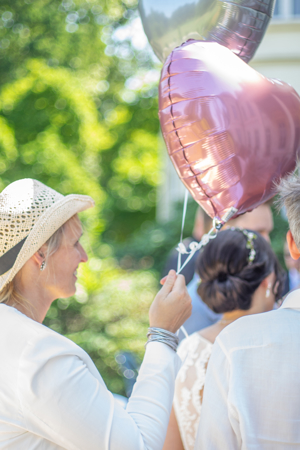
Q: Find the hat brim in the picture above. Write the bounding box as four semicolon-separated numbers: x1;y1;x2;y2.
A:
0;194;94;292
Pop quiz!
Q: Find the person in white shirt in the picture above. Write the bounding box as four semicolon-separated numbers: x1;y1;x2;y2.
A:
162;228;283;450
195;173;300;449
0;178;192;450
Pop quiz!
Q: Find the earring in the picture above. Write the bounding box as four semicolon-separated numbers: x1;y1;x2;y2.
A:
266;283;271;298
40;260;46;271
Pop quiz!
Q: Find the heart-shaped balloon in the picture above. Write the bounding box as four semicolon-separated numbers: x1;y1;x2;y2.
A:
159;40;300;221
139;0;275;63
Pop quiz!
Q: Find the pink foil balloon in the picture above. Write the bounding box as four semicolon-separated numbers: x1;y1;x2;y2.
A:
159;40;300;221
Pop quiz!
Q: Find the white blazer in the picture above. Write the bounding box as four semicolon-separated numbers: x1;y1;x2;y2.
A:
195;289;300;449
0;304;181;449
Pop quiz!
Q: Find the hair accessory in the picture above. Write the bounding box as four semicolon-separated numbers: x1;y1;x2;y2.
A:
242;230;257;264
0;179;94;292
40;261;46;271
145;327;179;352
230;227;257;264
176;210;238;276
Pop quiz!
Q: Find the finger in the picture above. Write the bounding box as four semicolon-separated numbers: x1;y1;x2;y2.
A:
173;273;186;290
160;276;167;285
160;270;177;295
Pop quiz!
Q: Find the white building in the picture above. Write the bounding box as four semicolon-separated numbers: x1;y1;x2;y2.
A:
251;0;300;94
157;0;300;222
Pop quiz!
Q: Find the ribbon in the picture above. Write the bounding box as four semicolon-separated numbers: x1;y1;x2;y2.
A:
177;190;189;273
176;208;238;275
175;201;238;339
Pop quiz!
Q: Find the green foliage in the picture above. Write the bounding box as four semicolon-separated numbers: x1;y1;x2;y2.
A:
0;59;107;245
0;0;161;241
270;204;289;269
112;200;199;275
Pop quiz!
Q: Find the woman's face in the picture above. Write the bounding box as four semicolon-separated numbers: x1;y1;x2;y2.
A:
43;220;88;299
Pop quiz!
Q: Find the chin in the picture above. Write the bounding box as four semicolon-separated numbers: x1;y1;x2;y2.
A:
68;287;77;297
61;286;76;298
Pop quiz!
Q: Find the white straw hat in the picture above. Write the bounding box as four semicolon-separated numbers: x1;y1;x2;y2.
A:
0;179;94;292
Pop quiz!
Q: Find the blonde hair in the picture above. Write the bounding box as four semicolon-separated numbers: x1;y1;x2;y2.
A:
0;214;82;306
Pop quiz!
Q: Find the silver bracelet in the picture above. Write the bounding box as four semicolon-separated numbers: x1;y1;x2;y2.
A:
145;327;179;352
145;336;178;352
147;327;179;341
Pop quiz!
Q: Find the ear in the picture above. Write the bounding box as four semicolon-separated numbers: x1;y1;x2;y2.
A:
31;244;47;267
260;277;268;288
260;274;272;289
286;230;300;260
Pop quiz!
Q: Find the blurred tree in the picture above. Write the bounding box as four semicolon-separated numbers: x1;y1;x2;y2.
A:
0;0;162;244
270;205;289;269
114;200;199;275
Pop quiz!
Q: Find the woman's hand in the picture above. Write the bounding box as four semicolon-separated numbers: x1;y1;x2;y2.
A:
149;270;192;333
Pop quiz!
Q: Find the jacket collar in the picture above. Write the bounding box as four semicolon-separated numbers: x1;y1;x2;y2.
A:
280;289;300;311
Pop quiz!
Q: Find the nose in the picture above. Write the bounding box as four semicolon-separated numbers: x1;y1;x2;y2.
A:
79;243;88;263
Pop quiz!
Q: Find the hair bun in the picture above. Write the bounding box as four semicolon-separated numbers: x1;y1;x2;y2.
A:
217;272;228;283
197;228;284;313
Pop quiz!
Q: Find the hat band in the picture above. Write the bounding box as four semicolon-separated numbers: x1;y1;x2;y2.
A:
0;237;27;276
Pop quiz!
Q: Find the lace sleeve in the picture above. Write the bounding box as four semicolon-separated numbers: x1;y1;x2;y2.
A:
173;333;213;450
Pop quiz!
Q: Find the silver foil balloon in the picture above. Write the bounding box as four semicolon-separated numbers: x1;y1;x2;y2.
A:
138;0;276;63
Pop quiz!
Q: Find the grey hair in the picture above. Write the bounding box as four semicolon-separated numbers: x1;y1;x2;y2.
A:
276;173;300;248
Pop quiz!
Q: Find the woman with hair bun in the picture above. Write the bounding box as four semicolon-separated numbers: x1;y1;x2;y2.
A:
163;228;284;450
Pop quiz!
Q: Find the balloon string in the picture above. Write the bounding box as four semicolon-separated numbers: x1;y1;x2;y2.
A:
176;207;238;276
176;220;220;340
177;190;189;273
176;223;219;275
176;190;189;340
175;203;238;340
180;325;189;339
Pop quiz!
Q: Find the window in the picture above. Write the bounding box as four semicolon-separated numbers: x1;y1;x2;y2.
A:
294;0;300;15
273;1;280;16
272;0;300;19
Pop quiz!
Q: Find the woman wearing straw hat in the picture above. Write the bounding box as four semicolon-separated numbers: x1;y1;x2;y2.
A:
0;178;191;450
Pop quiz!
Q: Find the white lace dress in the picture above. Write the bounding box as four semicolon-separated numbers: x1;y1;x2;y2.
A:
173;332;213;450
